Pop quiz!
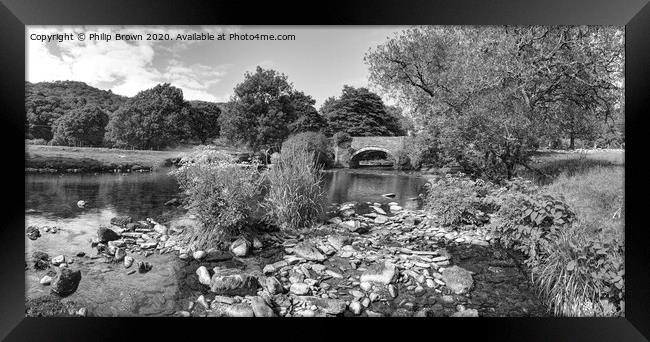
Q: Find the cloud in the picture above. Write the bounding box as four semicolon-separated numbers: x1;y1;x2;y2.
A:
26;26;234;101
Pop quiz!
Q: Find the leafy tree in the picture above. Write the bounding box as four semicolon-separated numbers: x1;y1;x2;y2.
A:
220;67;318;152
104;83;190;150
321;86;404;136
365;26;624;179
186;100;222;144
25;81;126;140
50;105;109;147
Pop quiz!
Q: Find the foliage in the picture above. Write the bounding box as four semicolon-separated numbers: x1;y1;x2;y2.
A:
50;105;109;147
281;132;334;168
261;147;327;231
289;106;329;133
423;173;497;227
186;101;222;144
390;149;412;170
404;127;444;169
26;138;48;145
332;131;352;146
220;66;318;152
25;81;126;140
105;83;190;150
365;26;624;180
170;146;264;248
321;86;405;136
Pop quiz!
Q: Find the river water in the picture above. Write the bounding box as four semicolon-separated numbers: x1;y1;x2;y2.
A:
25;168;428;316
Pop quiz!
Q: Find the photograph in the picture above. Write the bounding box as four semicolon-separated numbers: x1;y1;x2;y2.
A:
23;24;625;319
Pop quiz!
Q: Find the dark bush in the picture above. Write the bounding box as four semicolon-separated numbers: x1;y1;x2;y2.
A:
282;132;334;168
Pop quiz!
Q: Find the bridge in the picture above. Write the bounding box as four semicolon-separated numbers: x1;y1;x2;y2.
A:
334;136;406;168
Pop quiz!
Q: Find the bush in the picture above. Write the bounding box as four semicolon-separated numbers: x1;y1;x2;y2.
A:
282;131;334;168
423;173;497;227
391;149;412;170
26;138;48;145
170;146;264;248
262;147;327;231
404;131;442;169
333;131;352;147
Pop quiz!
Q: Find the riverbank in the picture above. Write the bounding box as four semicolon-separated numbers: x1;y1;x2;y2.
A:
26;200;547;317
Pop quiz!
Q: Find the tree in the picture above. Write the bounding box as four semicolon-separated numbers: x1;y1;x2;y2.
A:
220;66;318;151
365;26;624;179
104;83;190;150
50;105;109;147
321;86;404;136
187;101;222;144
25;81;127;141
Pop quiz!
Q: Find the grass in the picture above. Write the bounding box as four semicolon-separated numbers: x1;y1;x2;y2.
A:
520;149;624;185
25;141;246;172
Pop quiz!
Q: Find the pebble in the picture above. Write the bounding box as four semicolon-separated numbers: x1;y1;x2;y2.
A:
39;275;52;285
193;251;206;260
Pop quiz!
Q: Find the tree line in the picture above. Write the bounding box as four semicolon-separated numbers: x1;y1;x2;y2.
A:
25;68;409;151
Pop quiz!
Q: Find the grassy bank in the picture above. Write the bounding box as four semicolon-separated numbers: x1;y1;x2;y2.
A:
520;149;624;184
25;142;247;173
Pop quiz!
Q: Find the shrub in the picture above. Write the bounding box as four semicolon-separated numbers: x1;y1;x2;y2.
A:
282;131;334;168
262;147;327;231
423;173;497;227
170;146;263;248
333;131;352;147
404;131;442;169
391;149;412;170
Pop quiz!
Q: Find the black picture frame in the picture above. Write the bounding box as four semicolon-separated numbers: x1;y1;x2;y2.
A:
1;0;648;340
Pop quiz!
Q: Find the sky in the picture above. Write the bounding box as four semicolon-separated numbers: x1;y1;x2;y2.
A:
26;26;408;107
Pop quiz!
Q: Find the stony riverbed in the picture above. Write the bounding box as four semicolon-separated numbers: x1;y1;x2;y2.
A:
25;201;549;317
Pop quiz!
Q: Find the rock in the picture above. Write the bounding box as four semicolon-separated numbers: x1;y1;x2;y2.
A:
293;241;326;262
360;281;372;292
97;226;120;243
290;283;311;295
349;301;362;315
114;248;126;261
374;215;388;224
327;235;350;250
124;256;134;268
371;206;387;215
225;303;255;317
441;266;474;295
51;255;66;266
360;261;398;284
451;308;479;317
196;266;211;286
179;253;189;260
110;216;132;228
204;250;233;262
230;238;250;257
192;250;206;260
76;307;87;317
389;205;403;212
153;224;168;235
32;251;49;270
209;269;260;296
108;240;126;248
139;242;157;249
342;220;369;234
196;295;209;309
404;216;422;227
266;276;284;295
26;226;41;240
263;264;275;275
388;284;398;298
77;200;86;208
296;296;347;315
138;261;153;273
252;237;263;249
40;275;52;285
76;251;86;257
50;268;81;297
382;193;396;198
251;296;275;317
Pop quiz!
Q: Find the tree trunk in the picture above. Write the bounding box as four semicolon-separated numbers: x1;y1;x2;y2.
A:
569;134;575;150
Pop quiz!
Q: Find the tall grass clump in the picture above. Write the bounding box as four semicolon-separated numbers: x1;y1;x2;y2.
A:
262;147;327;231
170;146;263;248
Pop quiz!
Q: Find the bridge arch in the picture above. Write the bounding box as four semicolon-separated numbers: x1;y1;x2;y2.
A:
348;147;395;168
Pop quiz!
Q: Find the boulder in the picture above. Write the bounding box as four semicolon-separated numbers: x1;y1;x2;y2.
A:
40;275;52;285
327;235;350;250
343;220;369;234
250;296;275;317
451;308;479;317
50;268;81;297
374;215;388;224
441;266;474;295
196;266;211;286
26;226;41;240
51;255;66;266
224;303;255;317
360;261;398;284
293;241;326;262
110;216;132;228
32;252;50;270
209;269;260;296
138;261;153;273
230;238;250;257
265;276;283;295
296;296;347;315
124;256;134;268
192;250;206;260
252;237;263;249
97;226;120;243
289;283;311;295
114;248;126;262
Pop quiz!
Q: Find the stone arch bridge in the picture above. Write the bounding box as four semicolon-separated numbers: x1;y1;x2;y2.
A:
334;136;406;168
